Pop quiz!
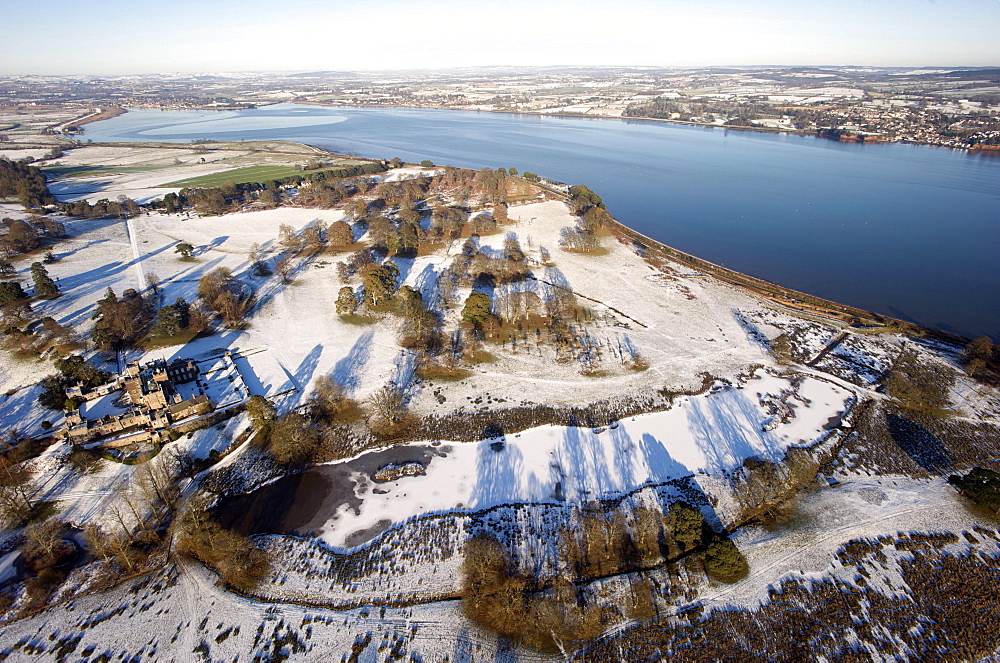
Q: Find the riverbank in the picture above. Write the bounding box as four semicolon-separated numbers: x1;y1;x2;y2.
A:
606;218;969;346
59;130;976;346
286;99;988;152
534;175;968;346
55;106;126;133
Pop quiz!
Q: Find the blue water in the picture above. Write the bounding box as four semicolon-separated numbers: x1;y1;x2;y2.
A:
82;103;1000;340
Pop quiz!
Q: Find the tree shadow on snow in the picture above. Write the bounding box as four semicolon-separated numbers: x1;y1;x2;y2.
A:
331;331;375;394
470;423;526;510
885;412;952;474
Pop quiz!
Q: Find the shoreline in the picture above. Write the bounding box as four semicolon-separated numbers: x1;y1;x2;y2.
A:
604;217;968;346
270;100;988;152
99;101;987;152
69;117;979;344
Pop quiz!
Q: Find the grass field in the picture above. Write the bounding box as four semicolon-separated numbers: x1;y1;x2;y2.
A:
162;162;366;188
43;164;174;179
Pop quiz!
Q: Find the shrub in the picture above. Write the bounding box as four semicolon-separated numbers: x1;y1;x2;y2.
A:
950;467;1000;511
702;536;750;583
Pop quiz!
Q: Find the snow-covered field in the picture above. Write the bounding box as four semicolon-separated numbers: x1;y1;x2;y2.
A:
2;195;804;422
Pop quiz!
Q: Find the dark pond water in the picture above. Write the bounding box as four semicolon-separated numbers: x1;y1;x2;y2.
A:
82;104;1000;339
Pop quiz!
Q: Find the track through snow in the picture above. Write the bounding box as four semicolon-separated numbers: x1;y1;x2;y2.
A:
123;215;146;293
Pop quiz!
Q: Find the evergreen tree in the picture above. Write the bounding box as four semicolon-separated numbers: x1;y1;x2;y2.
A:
701;536;750;583
151;298;190;336
336;286;358;315
361;263;397;308
0;280;26;305
30;262;58;297
461;292;493;328
668;501;705;551
949;467;1000;511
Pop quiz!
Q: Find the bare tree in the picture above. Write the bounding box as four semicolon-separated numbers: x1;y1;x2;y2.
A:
113;478;151;536
267;413;320;465
302;221;327;253
134;449;184;524
85;523;138;572
274;254;293;283
22;518;66;565
0;455;33;524
144;271;162;303
368;384;407;424
84;522;118;566
278;223;302;254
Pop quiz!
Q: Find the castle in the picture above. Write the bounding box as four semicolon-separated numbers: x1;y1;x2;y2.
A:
63;358;214;447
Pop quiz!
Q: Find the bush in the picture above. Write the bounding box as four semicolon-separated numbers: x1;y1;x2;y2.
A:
950;467;1000;511
265;412;320;465
885;347;953;415
701;536;750;583
174;501;269;590
67;446;101;472
461;533;604;652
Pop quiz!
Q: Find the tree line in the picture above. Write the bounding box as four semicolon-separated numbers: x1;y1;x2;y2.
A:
0;158;56;209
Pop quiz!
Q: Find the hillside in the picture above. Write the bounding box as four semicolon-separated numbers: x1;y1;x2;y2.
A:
0;143;999;660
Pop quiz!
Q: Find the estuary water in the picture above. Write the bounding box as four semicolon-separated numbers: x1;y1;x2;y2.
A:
82;103;1000;339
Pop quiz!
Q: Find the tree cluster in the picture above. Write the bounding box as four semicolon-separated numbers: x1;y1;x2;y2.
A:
0;159;56;209
294;179;356;208
373;175;431;207
2;315;78;357
949;467;1000;511
198;267;253;327
0;449;36;525
560;225;600;253
150;168;385;215
568;184;605;214
473;168;509;204
427;206;467;241
395;285;440;351
91;287;156;351
19;517;75;609
462;500;748;652
0;216;64;259
63;196;139;219
37;354;112;411
367;215;419;257
448;236;530;288
265;412;321;465
963;336;995;377
173;496;270;590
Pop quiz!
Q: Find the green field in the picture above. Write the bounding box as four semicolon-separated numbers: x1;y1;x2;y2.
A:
162;162;366;188
42;164;174;179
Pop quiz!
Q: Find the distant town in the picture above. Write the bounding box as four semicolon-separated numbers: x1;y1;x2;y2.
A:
3;66;999;149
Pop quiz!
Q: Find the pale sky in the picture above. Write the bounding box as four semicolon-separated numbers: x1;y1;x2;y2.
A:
3;0;998;74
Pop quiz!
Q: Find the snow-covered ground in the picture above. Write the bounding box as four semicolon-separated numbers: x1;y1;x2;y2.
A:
312;371;851;549
3;160;998;658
